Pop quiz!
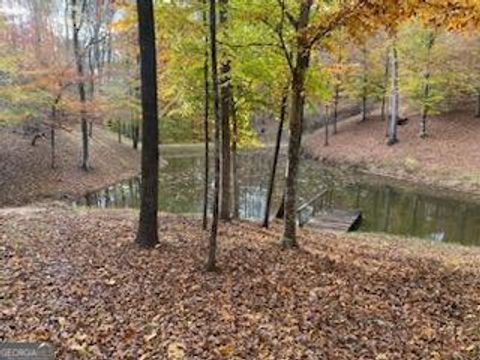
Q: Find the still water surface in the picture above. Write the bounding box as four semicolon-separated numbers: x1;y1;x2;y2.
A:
78;149;480;246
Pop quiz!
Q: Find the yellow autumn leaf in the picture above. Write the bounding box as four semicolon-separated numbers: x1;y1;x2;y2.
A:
218;342;235;357
466;344;477;352
167;342;185;360
68;342;91;357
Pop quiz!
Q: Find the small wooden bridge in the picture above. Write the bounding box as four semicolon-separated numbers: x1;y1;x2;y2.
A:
297;189;362;232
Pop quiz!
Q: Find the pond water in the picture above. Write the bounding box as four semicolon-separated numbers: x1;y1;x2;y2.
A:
77;148;480;247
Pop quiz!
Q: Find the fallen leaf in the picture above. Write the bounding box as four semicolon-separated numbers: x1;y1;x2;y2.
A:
167;342;185;360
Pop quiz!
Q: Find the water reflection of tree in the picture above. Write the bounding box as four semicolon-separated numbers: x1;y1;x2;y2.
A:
81;151;480;246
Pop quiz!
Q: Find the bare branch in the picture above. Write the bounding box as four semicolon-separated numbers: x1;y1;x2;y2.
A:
276;0;297;28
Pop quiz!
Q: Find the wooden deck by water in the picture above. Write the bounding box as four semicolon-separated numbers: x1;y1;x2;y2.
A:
306;209;362;232
297;189;362;232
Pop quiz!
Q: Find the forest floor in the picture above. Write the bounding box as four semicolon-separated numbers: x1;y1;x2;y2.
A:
0;123;140;207
2;203;480;359
304;110;480;199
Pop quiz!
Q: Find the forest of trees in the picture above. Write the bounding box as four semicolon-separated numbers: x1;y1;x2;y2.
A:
1;0;480;270
4;3;480;359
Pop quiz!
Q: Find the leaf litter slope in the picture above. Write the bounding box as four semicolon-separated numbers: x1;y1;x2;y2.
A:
305;110;480;197
0;125;139;207
1;204;480;359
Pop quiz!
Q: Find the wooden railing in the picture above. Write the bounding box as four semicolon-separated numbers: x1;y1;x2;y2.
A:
296;189;329;227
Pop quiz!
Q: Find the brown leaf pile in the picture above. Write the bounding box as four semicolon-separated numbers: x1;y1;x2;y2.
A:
0;125;139;207
1;203;480;359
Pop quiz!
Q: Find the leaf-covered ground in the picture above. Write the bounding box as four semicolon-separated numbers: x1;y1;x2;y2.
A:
0;124;140;207
1;203;480;359
305;110;480;199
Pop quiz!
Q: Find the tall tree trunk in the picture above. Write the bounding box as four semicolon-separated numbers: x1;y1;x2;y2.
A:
276;190;285;219
30;0;44;60
324;105;329;147
135;0;159;248
64;1;71;51
129;117;135;149
219;0;231;221
380;49;389;121
387;43;399;146
133;119;139;150
231;101;240;219
207;0;221;271
420;33;434;139
263;91;288;228
281;1;312;248
51;103;58;169
133;84;141;150
50;127;56;169
333;84;339;135
118;120;122;143
72;0;89;171
332;49;342;135
361;45;368;122
420;83;430;139
202;0;210;230
282;74;307;248
88;46;95;138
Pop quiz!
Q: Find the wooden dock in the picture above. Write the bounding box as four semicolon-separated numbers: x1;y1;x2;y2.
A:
296;189;362;232
306;209;362;232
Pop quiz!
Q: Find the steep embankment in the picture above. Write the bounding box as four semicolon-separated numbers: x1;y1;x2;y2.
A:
305;111;480;198
0;124;139;207
1;203;480;359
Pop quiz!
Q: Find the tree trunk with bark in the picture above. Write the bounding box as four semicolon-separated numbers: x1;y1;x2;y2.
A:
324;105;329;147
276;191;285;219
135;0;159;248
207;0;221;271
231;100;240;219
380;50;389;122
71;0;89;171
117;120;122;143
50;102;58;169
132;59;141;151
132;118;140;150
420;94;429;138
420;34;435;139
387;43;399;146
333;84;339;135
219;0;231;221
50;126;56;169
361;46;368;122
202;0;210;230
263;91;288;228
281;1;312;249
88;46;95;138
332;50;342;135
